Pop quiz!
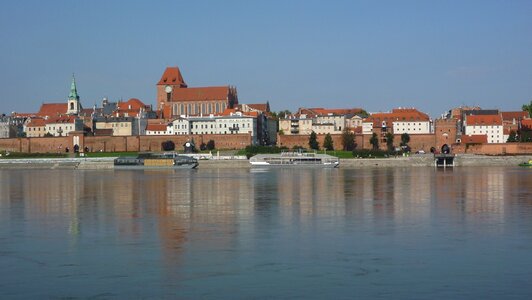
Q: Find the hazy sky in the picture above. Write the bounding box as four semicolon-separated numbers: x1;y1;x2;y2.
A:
1;0;530;117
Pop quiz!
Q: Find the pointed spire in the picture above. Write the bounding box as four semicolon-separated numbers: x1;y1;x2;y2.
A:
69;74;79;100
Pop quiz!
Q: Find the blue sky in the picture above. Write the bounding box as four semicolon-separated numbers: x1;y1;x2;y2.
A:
1;0;530;117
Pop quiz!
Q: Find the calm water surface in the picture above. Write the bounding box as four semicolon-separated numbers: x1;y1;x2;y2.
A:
0;167;531;299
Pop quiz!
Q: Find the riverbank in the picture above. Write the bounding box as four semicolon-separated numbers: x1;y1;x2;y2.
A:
0;154;531;169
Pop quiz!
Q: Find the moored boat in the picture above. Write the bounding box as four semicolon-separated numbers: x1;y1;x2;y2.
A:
249;151;339;168
114;152;198;169
518;159;532;167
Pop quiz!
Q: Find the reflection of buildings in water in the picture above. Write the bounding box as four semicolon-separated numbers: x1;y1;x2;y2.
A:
464;168;505;216
276;169;346;220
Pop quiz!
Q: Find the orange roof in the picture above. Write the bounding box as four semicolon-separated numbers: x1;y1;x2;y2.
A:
500;111;528;121
219;108;258;118
157;67;187;87
146;123;168;131
363;108;430;127
37;103;67;117
26;118;46;127
246;103;269;112
466;114;502;126
463;135;488;144
170;86;232;102
117;98;147;110
521;119;532;130
47;115;77;124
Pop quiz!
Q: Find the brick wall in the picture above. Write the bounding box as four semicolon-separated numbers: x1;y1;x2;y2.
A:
0;134;252;153
277;134;364;150
456;143;532;155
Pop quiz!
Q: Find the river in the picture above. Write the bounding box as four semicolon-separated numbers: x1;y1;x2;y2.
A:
1;167;531;299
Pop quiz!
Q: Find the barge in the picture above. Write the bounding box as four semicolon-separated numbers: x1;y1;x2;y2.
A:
114;152;198;169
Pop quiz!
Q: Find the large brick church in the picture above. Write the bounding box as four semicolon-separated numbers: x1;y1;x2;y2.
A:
157;67;238;119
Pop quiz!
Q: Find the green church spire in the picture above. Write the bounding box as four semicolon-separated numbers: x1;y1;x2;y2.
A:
69;74;79;100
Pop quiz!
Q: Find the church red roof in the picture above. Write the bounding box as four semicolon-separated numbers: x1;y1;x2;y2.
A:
157;67;187;87
171;86;232;101
37;103;67;117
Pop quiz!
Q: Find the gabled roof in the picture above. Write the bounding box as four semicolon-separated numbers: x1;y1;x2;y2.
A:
245;103;270;113
463;134;488;144
117;98;148;110
46;115;77;124
171;86;232;101
157;67;187;87
521;119;532;130
146;123;168;131
37;103;67;117
500;111;528;121
466;114;502;126
363;108;430;127
26;118;46;127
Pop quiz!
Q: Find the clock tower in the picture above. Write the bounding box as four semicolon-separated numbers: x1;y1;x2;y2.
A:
67;75;82;115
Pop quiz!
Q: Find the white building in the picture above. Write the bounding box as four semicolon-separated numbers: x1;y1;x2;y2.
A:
464;114;503;144
45;116;84;137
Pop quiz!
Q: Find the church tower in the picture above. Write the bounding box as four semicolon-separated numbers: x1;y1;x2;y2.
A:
67;75;82;115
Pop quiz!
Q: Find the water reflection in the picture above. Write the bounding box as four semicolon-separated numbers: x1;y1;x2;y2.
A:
0;167;531;298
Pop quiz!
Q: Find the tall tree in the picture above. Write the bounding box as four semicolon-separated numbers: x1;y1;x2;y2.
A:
309;131;319;150
400;133;410;146
323;133;334;150
341;128;356;151
523;100;532;118
369;133;379;150
507;131;518;143
385;132;394;151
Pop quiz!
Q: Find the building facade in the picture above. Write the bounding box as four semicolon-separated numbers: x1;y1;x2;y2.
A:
156;67;238;119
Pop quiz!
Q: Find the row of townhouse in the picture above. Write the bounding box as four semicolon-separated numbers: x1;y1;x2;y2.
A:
146;110;259;145
279;108;365;135
442;107;530;144
24;116;84;137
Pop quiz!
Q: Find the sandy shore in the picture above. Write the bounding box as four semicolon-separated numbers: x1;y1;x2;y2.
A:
0;154;531;169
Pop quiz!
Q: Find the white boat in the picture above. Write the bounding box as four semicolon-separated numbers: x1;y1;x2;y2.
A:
249;151;339;168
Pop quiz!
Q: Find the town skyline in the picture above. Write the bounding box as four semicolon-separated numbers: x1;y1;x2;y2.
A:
1;1;531;117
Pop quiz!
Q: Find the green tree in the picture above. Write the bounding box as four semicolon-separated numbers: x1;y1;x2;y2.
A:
309;131;319;150
520;131;532;143
369;133;379;150
522;100;532;118
43;132;53;137
385;132;394;151
323;133;334;150
341;128;356;151
507;131;518;143
206;140;215;150
400;133;410;146
277;110;292;119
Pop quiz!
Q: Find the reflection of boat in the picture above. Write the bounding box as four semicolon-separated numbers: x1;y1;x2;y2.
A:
114;152;198;169
518;160;532;167
249;151;339;168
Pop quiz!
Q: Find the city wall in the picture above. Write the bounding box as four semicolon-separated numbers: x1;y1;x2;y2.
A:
0;134;252;153
278;133;436;152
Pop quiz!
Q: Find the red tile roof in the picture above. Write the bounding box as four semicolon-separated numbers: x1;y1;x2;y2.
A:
466;114;502;126
500;111;528;122
146;123;168;131
47;115;77;124
157;67;187;87
170;86;232;102
117;98;147;111
463;135;488;144
363;108;430;127
245;103;269;112
26;118;46;127
37;103;67;117
521;119;532;130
